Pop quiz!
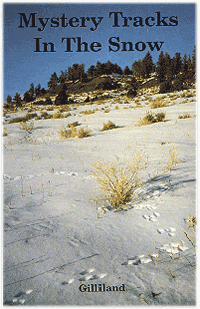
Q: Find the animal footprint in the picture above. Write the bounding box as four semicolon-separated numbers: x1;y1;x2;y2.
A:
62;278;75;285
143;214;149;220
153;212;160;217
156;240;188;255
68;172;78;177
79;268;95;275
79;274;94;281
143;212;159;222
157;227;176;237
140;257;152;264
157;229;165;234
123;254;153;266
96;273;107;279
5;289;33;306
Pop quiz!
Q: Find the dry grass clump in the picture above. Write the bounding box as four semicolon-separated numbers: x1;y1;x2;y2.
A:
46;106;54;111
52;110;64;119
178;113;191;119
19;120;34;132
187;215;196;229
35;116;42;120
60;125;77;139
41;111;49;118
63;112;72;118
41;111;51;119
67;121;80;128
60;125;91;139
59;105;70;112
136;111;166;126
92;152;148;209
77;127;91;138
165;146;179;172
9;112;37;124
79;108;97;115
149;97;168;109
102;121;119;131
3;128;7;136
179;91;193;98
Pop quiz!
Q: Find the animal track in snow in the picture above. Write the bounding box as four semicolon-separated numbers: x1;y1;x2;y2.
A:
80;268;95;275
157;227;176;237
61;268;107;285
122;254;152;266
79;272;107;281
62;278;75;285
68;172;78;177
156;240;189;255
4;289;33;306
142;212;160;222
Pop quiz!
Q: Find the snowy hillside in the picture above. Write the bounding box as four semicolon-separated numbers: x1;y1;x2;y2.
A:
3;88;196;305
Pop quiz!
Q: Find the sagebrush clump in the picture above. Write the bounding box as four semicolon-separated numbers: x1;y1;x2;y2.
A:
178;113;191;119
102;121;119;131
92;152;148;209
149;97;168;109
19;120;34;132
136;111;166;126
165;146;179;172
60;125;91;139
53;110;64;119
187;215;196;229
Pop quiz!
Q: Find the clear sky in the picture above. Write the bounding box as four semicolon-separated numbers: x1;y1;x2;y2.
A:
3;2;196;101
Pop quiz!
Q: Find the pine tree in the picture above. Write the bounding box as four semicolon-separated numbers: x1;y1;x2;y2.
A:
59;70;68;83
95;61;103;77
181;54;189;77
172;53;182;78
156;51;166;83
164;52;173;81
191;45;196;76
87;65;96;78
23;91;31;103
104;61;114;75
13;92;22;106
123;66;132;75
55;84;68;105
78;64;86;82
131;60;143;79
113;63;122;75
35;83;41;97
29;83;35;101
48;72;59;94
142;52;154;78
6;94;12;106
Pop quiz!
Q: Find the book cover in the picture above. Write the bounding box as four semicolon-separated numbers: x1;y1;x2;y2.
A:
3;1;196;306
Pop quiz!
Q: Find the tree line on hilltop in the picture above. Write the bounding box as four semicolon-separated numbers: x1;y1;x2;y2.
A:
6;46;196;107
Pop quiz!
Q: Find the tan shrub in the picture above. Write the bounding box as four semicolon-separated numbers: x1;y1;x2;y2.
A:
136;111;166;126
53;110;63;119
92;152;148;209
102;121;119;131
149;97;168;109
19;120;34;132
178;113;191;119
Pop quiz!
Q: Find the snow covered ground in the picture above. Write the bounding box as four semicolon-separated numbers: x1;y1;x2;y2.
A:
3;90;196;305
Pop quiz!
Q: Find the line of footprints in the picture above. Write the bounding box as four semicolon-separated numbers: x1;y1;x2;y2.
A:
121;239;190;266
4;289;33;306
4;269;108;305
121;202;190;266
138;203;177;237
62;268;107;285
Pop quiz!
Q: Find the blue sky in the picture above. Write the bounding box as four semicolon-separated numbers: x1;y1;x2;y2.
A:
3;2;196;101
